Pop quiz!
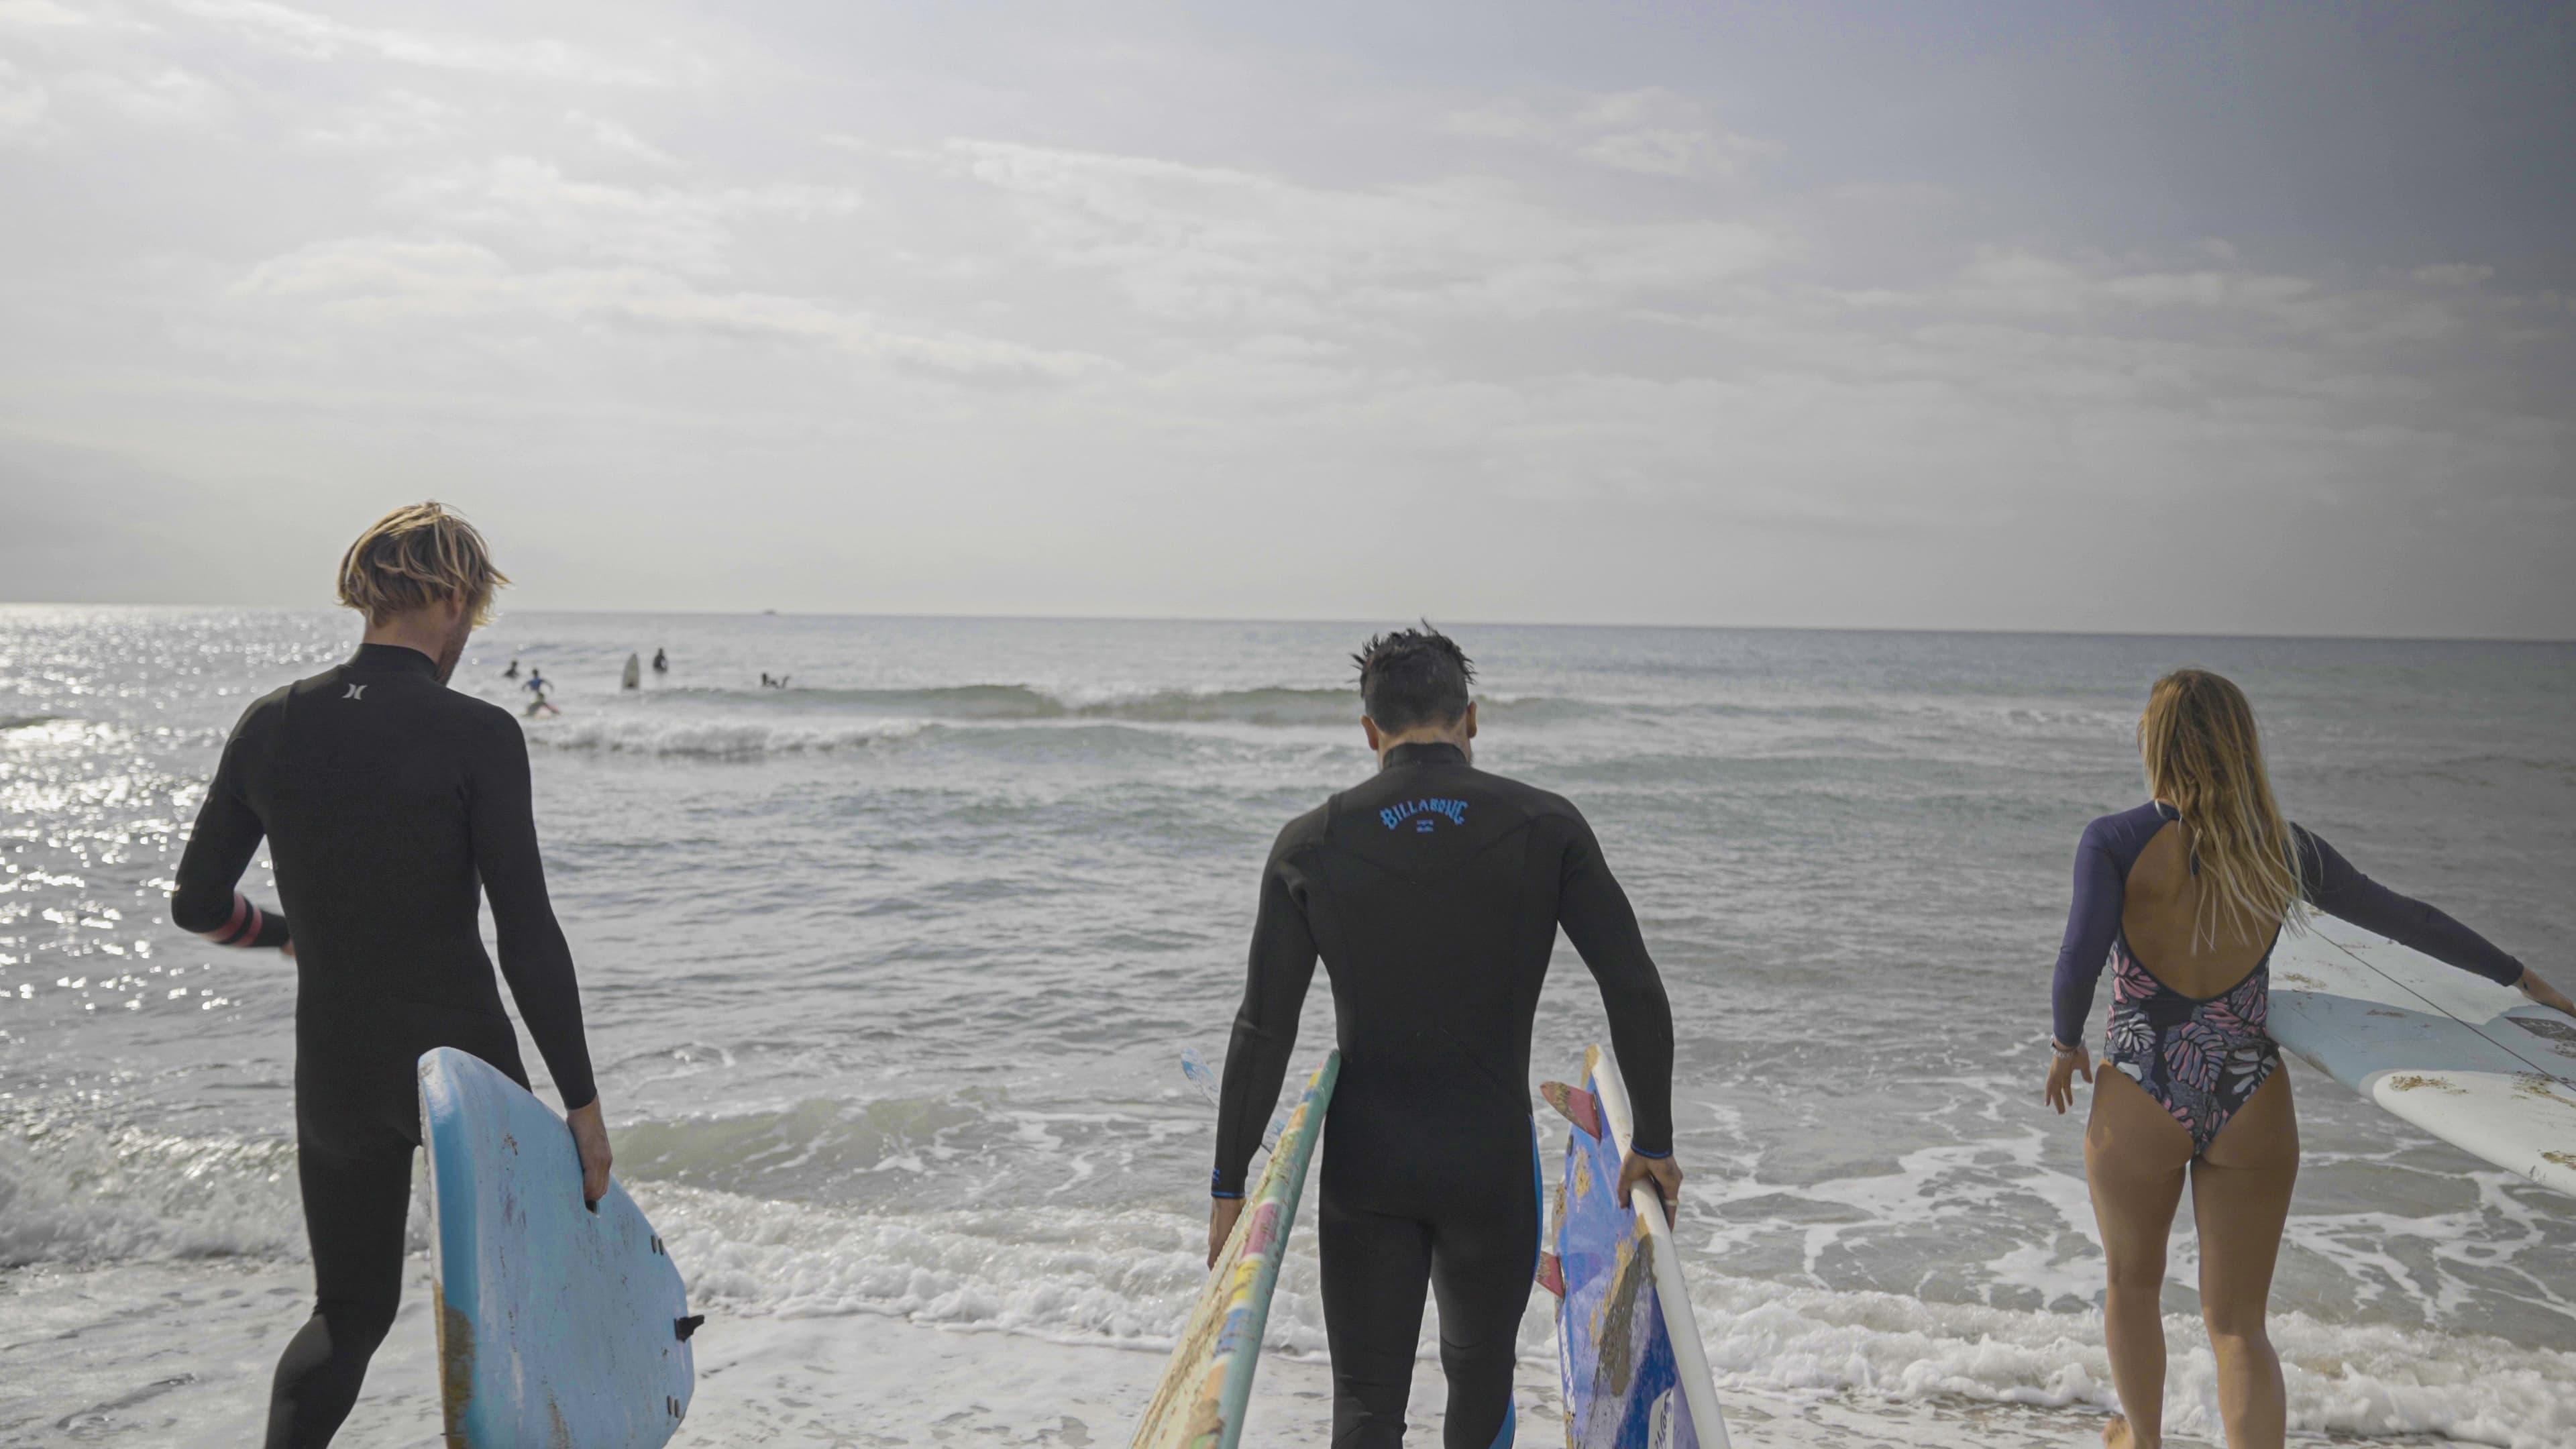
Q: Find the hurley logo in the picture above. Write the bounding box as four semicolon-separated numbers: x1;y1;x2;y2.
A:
343;684;367;700
1380;798;1468;834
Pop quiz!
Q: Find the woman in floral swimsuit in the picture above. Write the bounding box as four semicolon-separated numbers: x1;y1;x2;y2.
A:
2041;669;2572;1449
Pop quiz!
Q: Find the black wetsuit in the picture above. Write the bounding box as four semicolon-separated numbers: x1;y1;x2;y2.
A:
170;643;595;1449
1215;741;1676;1449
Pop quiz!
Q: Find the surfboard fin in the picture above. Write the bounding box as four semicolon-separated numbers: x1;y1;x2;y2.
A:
675;1314;704;1341
1536;1251;1564;1299
1540;1081;1601;1138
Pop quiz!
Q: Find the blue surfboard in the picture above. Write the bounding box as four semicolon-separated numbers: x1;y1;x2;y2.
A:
419;1046;698;1448
1542;1046;1731;1449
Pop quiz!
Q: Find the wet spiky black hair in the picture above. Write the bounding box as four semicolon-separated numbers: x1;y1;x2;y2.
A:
1352;624;1475;733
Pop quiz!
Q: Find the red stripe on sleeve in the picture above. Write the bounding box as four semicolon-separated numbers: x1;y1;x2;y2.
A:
208;892;250;945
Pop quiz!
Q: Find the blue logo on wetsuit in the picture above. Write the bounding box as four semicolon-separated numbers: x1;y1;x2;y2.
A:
1380;798;1469;834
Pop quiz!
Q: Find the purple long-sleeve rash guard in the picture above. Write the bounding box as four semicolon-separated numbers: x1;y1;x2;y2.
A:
2050;801;2526;1049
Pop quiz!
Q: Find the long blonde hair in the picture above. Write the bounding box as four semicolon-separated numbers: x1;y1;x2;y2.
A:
2139;668;2305;950
336;502;509;627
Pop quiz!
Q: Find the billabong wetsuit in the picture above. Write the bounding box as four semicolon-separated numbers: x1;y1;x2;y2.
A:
2051;801;2524;1154
172;643;596;1448
1216;741;1676;1449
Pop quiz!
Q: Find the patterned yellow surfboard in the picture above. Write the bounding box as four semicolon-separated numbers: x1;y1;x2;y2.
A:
1130;1052;1340;1449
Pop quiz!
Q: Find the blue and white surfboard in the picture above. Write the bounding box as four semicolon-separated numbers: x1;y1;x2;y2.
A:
420;1046;698;1448
1542;1046;1731;1449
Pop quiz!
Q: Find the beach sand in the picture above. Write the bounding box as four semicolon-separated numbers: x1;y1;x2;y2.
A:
7;1254;2285;1449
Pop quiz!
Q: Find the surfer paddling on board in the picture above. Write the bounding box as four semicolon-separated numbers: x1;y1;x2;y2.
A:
1211;625;1682;1449
170;502;612;1448
2045;669;2573;1449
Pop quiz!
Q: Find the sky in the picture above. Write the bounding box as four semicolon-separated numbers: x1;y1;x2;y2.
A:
2;1;2571;637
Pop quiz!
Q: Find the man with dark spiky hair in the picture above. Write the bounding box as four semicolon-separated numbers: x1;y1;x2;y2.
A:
1210;625;1682;1448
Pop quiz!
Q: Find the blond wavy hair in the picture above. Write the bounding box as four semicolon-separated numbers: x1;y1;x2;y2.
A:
2139;668;2306;950
336;502;508;627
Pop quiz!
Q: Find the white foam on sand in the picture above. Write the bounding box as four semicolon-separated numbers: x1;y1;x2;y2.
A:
5;1124;2571;1448
0;1256;2167;1448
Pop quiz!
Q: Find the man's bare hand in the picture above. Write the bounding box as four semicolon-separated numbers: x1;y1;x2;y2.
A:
1206;1196;1246;1269
1615;1151;1682;1227
567;1097;613;1208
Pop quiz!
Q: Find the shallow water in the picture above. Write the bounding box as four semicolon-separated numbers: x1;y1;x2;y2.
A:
3;608;2572;1445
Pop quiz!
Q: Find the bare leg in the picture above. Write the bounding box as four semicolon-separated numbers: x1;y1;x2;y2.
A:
2192;1069;2298;1449
2086;1069;2192;1449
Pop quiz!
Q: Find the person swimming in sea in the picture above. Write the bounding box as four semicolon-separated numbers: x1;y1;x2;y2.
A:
503;659;519;680
652;648;667;675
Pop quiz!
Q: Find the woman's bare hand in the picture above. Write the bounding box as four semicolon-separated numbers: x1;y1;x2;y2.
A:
2518;969;2575;1018
2045;1043;2093;1114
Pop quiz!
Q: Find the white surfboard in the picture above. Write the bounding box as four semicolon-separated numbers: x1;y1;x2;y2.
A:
1543;1046;1731;1449
2269;923;2576;1197
623;653;642;690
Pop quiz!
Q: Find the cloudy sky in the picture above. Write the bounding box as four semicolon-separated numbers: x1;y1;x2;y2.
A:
3;1;2570;635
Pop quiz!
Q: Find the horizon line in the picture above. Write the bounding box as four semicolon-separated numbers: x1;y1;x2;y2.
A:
1;600;2570;648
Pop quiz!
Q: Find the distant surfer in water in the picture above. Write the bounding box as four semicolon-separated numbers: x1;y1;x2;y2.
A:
1210;625;1681;1449
2045;669;2571;1449
503;658;519;679
652;647;667;675
170;502;610;1448
523;668;559;717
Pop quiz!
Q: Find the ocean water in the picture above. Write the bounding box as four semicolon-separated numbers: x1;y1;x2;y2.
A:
2;606;2572;1447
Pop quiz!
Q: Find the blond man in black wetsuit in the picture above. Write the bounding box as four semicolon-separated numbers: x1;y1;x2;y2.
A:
170;502;611;1448
1210;627;1684;1449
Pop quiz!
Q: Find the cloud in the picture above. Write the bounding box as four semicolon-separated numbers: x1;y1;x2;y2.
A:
55;62;225;125
384;157;859;276
229;236;1109;384
1444;87;1774;178
0;0;99;26
165;0;671;85
1939;248;2476;349
944;140;1782;329
566;109;676;166
0;55;53;144
297;89;458;149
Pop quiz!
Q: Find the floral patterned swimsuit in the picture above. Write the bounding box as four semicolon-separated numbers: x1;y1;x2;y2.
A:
2103;934;2280;1155
2050;801;2526;1159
